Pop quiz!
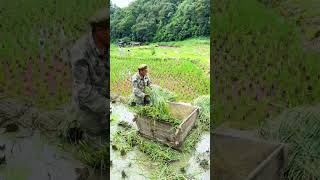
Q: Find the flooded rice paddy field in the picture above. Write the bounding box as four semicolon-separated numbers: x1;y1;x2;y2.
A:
0;129;88;180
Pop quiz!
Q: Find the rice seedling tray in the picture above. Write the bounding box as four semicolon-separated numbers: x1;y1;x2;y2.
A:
133;102;199;150
213;127;287;180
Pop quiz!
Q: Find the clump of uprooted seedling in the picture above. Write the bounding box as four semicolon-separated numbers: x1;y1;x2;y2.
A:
112;122;181;162
113;124;199;179
76;140;109;170
134;86;182;127
260;105;320;180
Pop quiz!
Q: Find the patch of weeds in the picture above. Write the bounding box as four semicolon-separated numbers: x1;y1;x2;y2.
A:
77;141;108;170
150;163;198;180
113;128;181;163
120;149;127;156
121;170;127;179
180;166;186;173
199;159;209;170
112;129;137;154
111;144;118;151
117;121;132;130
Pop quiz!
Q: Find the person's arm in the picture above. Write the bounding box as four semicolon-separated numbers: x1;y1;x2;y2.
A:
132;79;145;98
73;59;108;114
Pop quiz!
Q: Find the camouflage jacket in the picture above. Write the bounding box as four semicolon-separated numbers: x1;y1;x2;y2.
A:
70;32;109;115
131;72;151;104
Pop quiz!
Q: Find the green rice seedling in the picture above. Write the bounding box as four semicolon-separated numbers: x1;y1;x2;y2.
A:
213;0;320;129
260;105;320;179
77;140;108;170
134;86;182;127
110;39;209;102
150;163;199;180
112;128;181;163
135;105;182;127
1;0;106;109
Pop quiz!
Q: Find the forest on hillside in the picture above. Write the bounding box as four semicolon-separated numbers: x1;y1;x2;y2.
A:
110;0;210;42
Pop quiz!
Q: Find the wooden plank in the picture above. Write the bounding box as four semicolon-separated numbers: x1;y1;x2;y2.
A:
247;144;286;180
135;102;199;148
213;128;287;180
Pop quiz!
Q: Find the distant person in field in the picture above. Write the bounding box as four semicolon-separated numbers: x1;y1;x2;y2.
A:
131;64;152;106
68;9;109;139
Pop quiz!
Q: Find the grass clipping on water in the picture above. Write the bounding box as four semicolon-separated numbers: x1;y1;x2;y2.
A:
135;86;181;127
113;122;198;179
112;126;181;163
260;105;320;180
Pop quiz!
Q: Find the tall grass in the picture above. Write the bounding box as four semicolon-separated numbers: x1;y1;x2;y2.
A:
212;0;320;129
260;105;320;179
0;0;106;109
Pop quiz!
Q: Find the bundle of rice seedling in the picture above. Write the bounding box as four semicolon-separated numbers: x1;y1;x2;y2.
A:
136;105;181;127
135;86;181;127
260;105;320;179
145;85;176;114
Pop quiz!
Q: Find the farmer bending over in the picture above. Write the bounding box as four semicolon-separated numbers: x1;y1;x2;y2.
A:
67;8;109;140
131;64;152;106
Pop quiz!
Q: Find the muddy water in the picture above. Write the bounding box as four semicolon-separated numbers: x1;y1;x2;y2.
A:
0;129;84;180
0;128;108;180
110;103;210;180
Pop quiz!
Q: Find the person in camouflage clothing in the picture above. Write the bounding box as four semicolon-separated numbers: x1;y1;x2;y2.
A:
68;9;109;138
131;64;152;106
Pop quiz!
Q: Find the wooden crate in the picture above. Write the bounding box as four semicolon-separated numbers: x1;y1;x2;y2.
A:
134;102;199;149
213;128;287;180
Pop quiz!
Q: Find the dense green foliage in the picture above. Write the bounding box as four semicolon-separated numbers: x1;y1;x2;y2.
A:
261;105;320;179
212;0;320;129
111;0;210;42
